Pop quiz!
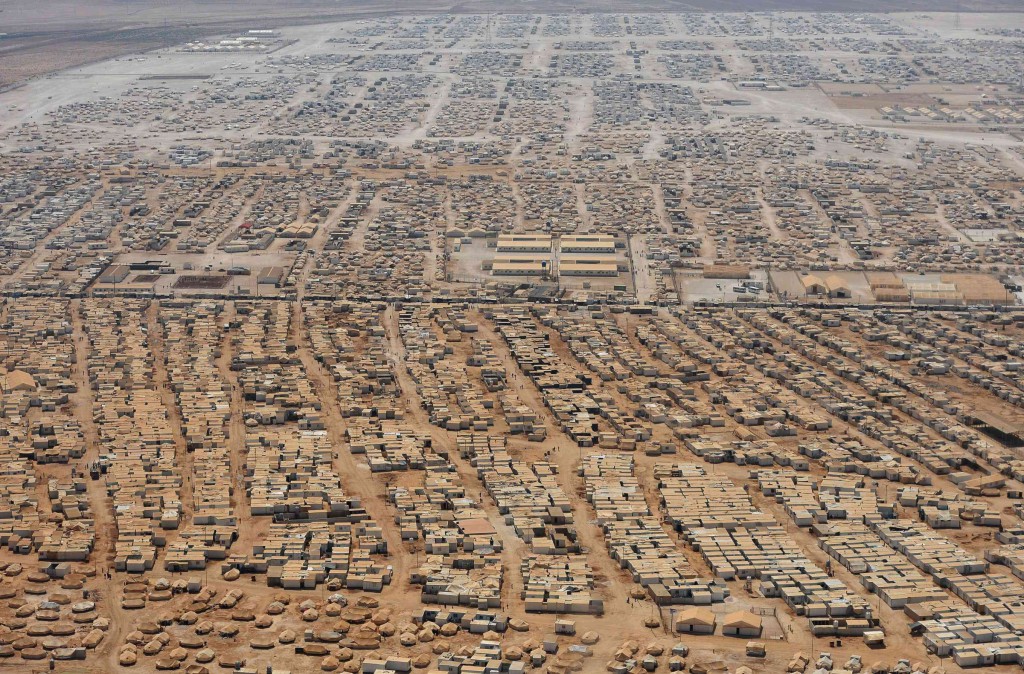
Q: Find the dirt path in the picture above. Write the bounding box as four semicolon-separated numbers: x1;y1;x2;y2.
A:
211;302;274;562
574;182;590;231
68;298;129;670
214;303;248;517
564;83;592;147
650;182;672;235
629;233;656;304
381;306;530;611
145;301;195;530
381;305;455;455
469;310;633;615
756;186;786;243
404;75;449;145
292;301;410;602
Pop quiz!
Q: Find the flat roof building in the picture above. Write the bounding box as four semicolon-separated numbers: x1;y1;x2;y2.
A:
496;234;552;253
492;257;549;276
559;256;620;277
560;234;617;254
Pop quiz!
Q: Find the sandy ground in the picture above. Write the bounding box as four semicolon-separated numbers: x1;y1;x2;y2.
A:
0;8;1023;674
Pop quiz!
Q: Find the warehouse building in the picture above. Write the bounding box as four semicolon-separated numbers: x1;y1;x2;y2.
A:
491;257;550;276
722;610;763;638
802;274;827;296
559;256;620;277
495;234;552;253
559;234;617;254
906;281;964;306
674;607;716;634
868;272;910;303
802;273;851;299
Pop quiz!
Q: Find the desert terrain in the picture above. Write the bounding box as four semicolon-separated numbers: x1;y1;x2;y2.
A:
0;8;1022;674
